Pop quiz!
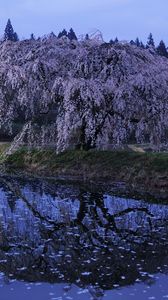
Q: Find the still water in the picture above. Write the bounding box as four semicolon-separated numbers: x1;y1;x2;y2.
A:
0;177;167;300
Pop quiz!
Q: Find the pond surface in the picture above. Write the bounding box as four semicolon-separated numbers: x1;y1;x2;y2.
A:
0;177;168;300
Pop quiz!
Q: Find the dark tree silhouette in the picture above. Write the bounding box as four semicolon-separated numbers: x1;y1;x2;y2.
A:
140;41;145;49
30;33;35;40
114;37;119;43
130;39;145;48
109;39;115;45
58;29;68;38
68;28;77;40
13;32;19;42
157;40;168;58
135;37;140;47
130;40;136;45
146;33;155;48
4;19;19;42
49;32;56;38
85;34;89;40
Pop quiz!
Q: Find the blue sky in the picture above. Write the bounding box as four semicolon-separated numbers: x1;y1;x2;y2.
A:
0;0;168;44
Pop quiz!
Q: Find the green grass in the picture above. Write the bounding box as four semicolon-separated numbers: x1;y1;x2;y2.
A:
1;147;167;196
5;147;168;176
1;146;167;200
0;143;11;162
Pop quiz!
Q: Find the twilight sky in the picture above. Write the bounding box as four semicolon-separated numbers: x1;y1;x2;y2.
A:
0;0;168;44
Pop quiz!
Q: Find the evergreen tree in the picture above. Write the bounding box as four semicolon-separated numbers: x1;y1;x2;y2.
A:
4;19;19;42
157;40;168;58
109;39;114;45
49;32;56;38
68;28;77;40
135;37;140;47
114;37;118;43
30;33;35;40
130;39;144;48
130;40;136;45
85;34;89;40
13;32;19;42
146;33;155;48
58;29;68;39
140;41;145;49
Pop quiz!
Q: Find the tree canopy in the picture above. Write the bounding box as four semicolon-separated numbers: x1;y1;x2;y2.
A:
146;33;155;48
4;19;19;42
67;28;77;40
157;40;168;58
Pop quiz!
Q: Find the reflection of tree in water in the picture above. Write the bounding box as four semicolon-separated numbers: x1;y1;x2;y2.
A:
0;177;168;299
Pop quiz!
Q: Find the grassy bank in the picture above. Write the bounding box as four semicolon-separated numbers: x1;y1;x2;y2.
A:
0;143;11;160
1;147;168;196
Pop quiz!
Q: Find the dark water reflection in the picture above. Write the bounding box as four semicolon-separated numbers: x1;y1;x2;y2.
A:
0;177;168;300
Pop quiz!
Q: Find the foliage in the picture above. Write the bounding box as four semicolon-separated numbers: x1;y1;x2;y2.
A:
146;33;155;48
58;29;68;38
67;28;77;40
30;33;35;40
157;40;168;58
0;37;168;153
4;19;19;42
